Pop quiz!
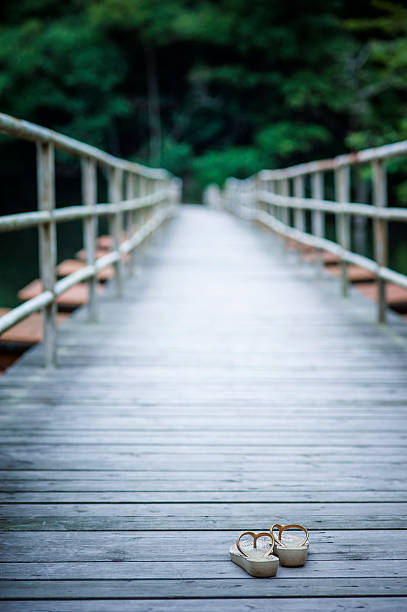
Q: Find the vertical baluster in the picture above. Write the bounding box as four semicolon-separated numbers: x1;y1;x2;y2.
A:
294;175;305;258
138;176;144;227
280;177;289;252
108;166;123;297
288;179;293;232
125;172;136;277
311;171;324;272
145;177;150;226
37;141;57;367
142;176;148;228
372;159;388;323
149;177;155;221
335;165;350;297
271;178;279;241
168;176;174;215
148;178;153;223
255;175;261;217
152;177;157;220
157;177;163;218
81;157;97;321
269;179;275;219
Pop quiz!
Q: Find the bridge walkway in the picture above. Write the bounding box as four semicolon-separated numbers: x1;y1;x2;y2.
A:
1;205;407;610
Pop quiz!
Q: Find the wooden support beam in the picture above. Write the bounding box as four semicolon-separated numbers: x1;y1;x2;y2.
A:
81;157;98;321
311;171;324;272
294;175;305;259
125;172;136;277
108;167;124;297
294;175;305;232
372;159;388;323
335;165;350;297
279;178;289;226
36;141;57;367
279;178;290;252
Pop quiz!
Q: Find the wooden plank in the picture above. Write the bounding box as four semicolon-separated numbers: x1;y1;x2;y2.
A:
1;206;406;605
1;578;407;599
0;600;405;612
0;452;405;472
75;247;112;262
2;559;407;579
304;250;340;265
2;530;406;562
356;282;407;307
0;477;405;493
18;280;103;310
0;310;69;345
1;515;405;531
0;426;406;442
1;491;406;502
328;264;376;283
57;259;114;282
2;501;406;518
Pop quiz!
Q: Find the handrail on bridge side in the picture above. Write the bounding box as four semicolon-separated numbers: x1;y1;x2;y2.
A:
0;112;182;367
217;139;407;324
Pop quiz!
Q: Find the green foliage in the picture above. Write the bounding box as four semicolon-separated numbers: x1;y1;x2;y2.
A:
192;147;261;187
0;0;407;198
255;123;331;164
158;138;192;176
343;2;407;148
0;10;130;148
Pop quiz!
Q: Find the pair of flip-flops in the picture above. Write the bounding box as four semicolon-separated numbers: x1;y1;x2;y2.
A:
230;523;309;578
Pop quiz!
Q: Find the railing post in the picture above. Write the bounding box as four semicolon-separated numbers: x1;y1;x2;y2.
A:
294;175;305;258
108;166;124;297
311;171;324;272
335;165;350;297
255;175;262;217
274;180;282;222
125;172;136;277
37;142;57;367
81;157;98;321
142;176;148;227
279;179;288;223
280;178;289;252
372;158;388;323
269;179;275;219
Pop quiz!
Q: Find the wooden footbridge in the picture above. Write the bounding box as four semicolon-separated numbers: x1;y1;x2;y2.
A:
1;113;407;610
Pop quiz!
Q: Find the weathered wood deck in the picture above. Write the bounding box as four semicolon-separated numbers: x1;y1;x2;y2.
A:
1;205;407;610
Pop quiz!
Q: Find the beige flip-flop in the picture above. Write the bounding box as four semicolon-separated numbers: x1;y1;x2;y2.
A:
270;523;309;567
230;531;279;577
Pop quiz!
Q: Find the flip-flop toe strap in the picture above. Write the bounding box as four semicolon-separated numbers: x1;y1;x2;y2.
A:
236;531;275;558
270;523;309;548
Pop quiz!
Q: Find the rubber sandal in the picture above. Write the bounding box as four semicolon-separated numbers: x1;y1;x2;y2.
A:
270;523;309;567
230;531;279;577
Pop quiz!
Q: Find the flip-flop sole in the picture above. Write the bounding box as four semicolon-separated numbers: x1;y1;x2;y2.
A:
230;544;279;578
273;534;309;567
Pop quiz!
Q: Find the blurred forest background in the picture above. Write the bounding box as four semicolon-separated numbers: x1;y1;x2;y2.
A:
0;0;407;305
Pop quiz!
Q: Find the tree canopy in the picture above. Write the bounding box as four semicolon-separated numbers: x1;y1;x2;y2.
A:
0;0;406;199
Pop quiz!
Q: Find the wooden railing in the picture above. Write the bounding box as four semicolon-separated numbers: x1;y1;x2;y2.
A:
0;113;181;366
219;141;407;324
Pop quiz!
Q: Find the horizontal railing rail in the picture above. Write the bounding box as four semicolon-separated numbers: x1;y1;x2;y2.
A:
0;113;167;179
218;140;407;324
0;112;182;366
